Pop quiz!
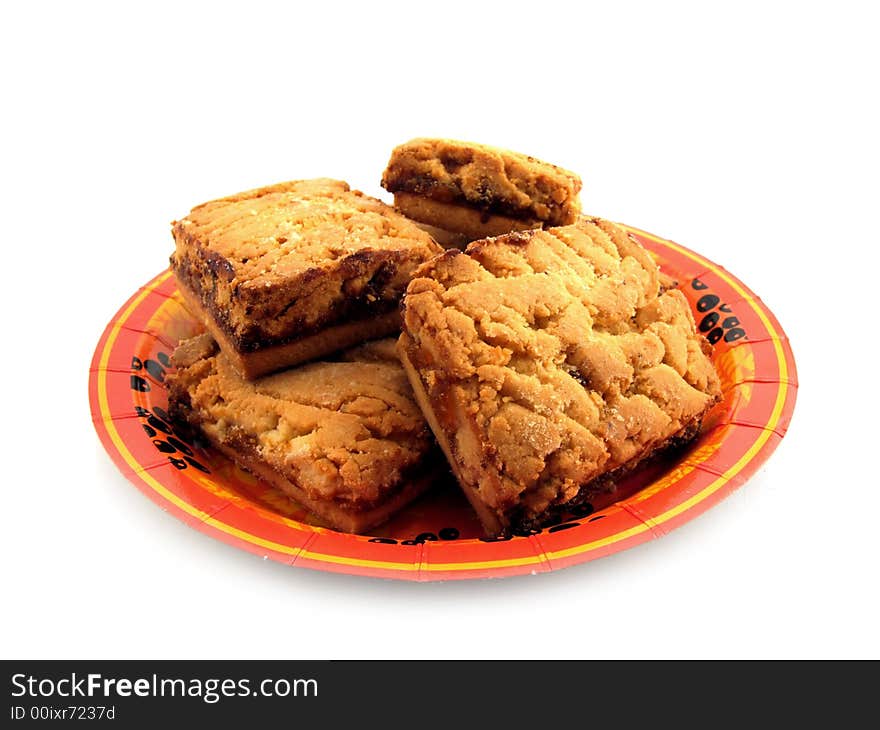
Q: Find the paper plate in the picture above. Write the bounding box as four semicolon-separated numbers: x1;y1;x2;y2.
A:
89;225;798;581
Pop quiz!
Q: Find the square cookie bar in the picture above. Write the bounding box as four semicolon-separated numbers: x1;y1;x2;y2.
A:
167;334;436;534
398;219;721;536
170;178;442;379
381;138;582;245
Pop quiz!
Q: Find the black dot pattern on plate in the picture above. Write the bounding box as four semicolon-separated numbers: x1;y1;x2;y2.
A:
366;513;623;545
368;527;462;546
548;522;581;533
699;312;719;332
144;359;166;382
131;354;168;386
132;350;210;474
696;294;720;313
691;278;747;344
147;415;171;434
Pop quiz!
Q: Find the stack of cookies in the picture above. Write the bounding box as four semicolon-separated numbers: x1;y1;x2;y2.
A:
166;139;722;537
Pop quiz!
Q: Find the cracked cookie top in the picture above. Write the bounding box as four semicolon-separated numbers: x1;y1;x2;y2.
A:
168;334;433;508
381;138;582;225
170;179;441;347
399;218;721;526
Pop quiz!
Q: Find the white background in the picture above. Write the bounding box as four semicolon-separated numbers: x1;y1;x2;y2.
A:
2;1;878;660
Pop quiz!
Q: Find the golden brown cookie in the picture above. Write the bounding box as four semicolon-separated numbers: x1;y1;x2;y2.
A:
398;218;722;536
381;138;582;244
167;333;437;534
170;178;442;379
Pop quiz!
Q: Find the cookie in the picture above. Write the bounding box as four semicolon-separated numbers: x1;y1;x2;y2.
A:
381;138;582;244
167;333;437;533
170;178;442;379
398;218;721;535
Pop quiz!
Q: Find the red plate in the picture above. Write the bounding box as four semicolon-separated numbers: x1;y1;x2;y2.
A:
89;225;798;580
